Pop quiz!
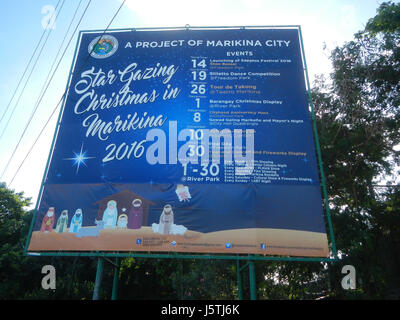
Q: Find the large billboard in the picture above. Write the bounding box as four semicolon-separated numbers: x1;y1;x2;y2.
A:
27;27;330;257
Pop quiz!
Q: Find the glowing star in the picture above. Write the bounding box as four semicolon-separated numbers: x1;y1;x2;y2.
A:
64;143;95;174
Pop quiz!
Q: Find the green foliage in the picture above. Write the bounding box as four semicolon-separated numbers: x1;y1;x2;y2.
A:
309;1;400;299
0;182;102;300
0;182;34;299
117;257;178;299
168;259;236;300
365;1;400;34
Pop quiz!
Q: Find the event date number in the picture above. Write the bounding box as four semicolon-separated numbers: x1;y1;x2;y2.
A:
102;141;145;162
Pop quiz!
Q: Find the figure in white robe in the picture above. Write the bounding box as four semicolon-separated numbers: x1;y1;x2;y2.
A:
152;204;187;235
159;204;173;234
102;200;118;229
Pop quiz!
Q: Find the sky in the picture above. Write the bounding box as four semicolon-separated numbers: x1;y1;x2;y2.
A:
0;0;385;209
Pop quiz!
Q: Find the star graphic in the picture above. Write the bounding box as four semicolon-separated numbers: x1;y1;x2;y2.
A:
63;142;95;174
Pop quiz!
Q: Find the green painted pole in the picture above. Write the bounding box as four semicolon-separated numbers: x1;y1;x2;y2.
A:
111;257;119;300
93;257;104;300
236;260;243;300
298;25;338;259
248;261;257;300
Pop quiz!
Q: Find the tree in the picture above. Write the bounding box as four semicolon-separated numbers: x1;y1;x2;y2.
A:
255;2;400;299
0;182;99;299
310;1;400;299
0;182;38;299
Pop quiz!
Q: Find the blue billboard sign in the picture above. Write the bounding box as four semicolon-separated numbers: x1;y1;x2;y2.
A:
27;27;329;257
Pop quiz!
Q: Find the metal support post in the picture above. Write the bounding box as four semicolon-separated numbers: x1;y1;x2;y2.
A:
236;260;243;300
111;257;119;300
248;261;257;300
92;257;104;300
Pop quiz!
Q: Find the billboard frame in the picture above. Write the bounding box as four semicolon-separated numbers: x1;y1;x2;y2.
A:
24;25;338;263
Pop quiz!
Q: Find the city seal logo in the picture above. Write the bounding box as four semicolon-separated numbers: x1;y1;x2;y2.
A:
88;35;118;59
